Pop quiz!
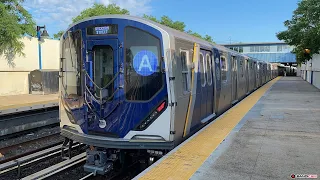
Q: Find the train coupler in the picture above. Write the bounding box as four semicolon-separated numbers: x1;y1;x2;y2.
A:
84;148;118;175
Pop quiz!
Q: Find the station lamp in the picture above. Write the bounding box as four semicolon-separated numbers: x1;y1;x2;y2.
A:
36;25;50;69
304;48;311;54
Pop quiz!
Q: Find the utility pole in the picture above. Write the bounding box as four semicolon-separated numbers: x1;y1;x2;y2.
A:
36;25;50;69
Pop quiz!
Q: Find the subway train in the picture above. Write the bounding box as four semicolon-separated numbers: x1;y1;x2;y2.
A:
59;15;278;174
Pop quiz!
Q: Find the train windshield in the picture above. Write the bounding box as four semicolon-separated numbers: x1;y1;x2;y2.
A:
124;27;163;101
61;31;83;108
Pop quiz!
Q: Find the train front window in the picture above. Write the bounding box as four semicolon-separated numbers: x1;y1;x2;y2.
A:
61;31;82;99
124;26;163;101
93;46;114;99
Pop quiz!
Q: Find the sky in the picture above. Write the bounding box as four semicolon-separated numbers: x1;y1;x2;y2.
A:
23;0;299;44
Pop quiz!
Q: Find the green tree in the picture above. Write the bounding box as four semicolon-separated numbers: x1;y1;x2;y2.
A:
0;0;36;67
53;30;64;40
204;35;214;43
159;16;186;32
143;14;158;23
72;3;129;23
277;0;320;64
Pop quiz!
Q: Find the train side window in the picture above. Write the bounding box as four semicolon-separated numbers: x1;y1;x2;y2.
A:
180;50;191;92
206;53;212;86
199;53;206;87
220;56;227;81
239;59;244;77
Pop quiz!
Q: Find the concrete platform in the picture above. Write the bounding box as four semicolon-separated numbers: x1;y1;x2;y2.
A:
191;77;320;180
136;77;320;180
0;94;59;136
0;94;59;116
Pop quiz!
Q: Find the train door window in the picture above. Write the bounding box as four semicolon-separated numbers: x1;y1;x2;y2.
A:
180;50;191;92
199;53;206;87
124;26;163;101
239;59;244;77
206;53;212;86
221;56;227;81
93;45;114;99
231;56;237;73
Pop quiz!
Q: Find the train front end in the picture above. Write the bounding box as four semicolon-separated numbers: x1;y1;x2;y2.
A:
59;15;173;174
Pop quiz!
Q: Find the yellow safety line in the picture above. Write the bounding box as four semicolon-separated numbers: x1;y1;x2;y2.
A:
183;43;197;137
0;99;58;111
139;77;281;180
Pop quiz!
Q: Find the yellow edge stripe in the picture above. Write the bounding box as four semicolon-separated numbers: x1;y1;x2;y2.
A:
183;43;197;137
139;77;281;180
0;99;59;111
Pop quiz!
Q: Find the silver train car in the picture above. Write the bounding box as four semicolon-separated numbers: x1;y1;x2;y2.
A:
59;15;278;174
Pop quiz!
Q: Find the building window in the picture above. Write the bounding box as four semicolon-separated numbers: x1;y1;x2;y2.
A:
265;46;270;51
229;46;244;53
180;50;190;92
206;54;212;86
277;45;289;52
250;45;271;52
221;55;227;81
239;47;243;53
199;53;206;87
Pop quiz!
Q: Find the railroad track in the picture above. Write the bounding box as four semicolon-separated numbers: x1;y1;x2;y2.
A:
0;107;152;180
23;154;144;180
0;106;59;138
0;132;62;164
0;142;86;179
21;152;87;180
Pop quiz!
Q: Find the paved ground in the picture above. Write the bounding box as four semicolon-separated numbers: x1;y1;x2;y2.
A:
191;77;320;180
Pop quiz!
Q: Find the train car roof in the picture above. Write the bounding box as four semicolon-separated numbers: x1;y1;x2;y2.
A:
67;15;228;49
66;15;267;62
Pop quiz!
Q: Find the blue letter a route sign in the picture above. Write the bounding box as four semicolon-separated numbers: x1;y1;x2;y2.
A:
133;50;158;76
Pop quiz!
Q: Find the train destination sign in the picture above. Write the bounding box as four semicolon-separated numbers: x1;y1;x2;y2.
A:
87;24;118;35
95;26;109;34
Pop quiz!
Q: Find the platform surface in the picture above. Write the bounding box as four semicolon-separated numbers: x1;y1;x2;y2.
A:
0;94;58;115
136;77;320;180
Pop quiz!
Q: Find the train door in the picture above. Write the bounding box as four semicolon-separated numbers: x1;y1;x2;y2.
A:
205;52;214;119
231;55;237;103
255;62;260;87
260;63;263;85
86;39;119;129
199;50;208;120
245;59;249;93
